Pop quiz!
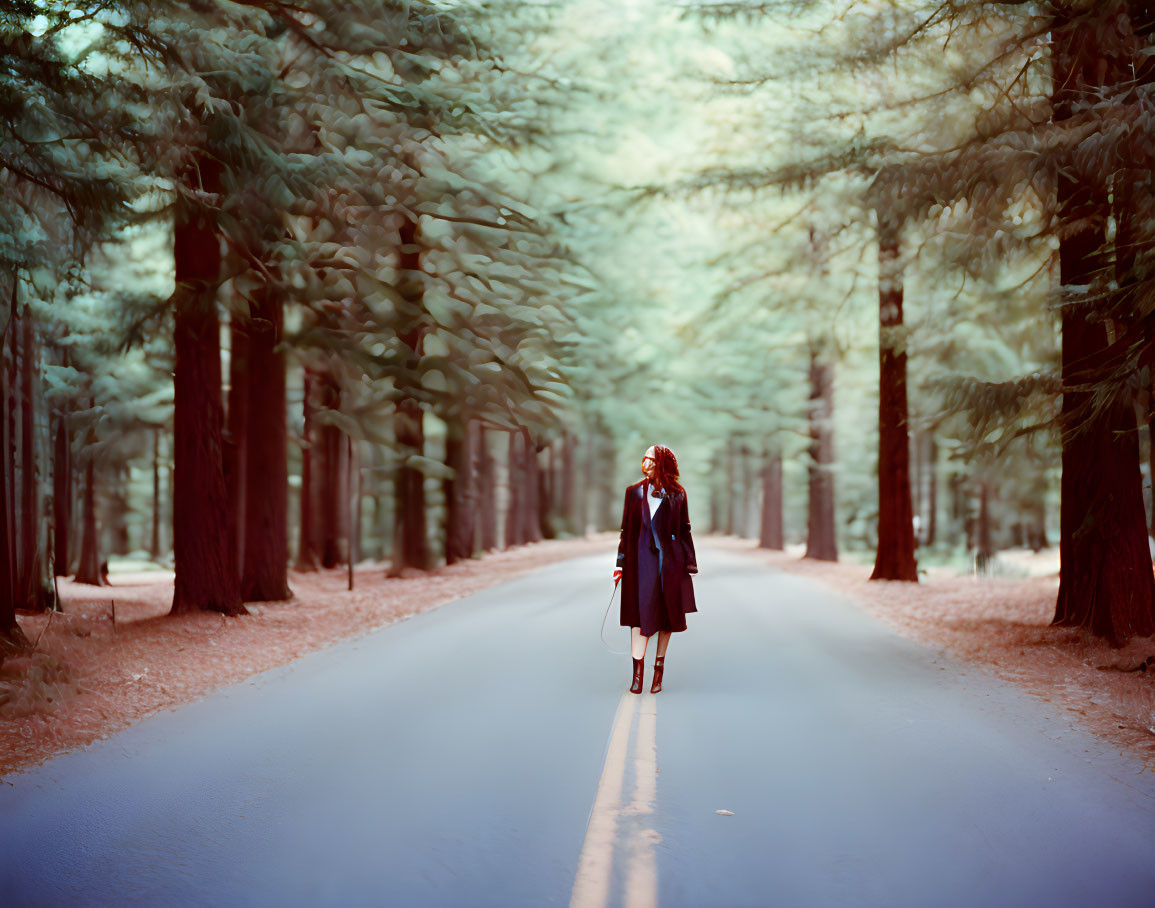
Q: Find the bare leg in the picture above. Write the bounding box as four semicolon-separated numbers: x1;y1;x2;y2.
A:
631;626;650;660
656;630;672;658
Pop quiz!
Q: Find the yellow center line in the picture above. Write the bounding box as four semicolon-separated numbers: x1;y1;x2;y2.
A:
625;696;660;908
570;692;638;908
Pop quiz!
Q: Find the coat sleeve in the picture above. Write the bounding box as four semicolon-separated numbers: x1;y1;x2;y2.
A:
616;489;630;569
680;492;698;574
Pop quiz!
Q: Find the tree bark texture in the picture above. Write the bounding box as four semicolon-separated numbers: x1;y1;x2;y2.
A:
926;434;938;547
536;442;553;541
478;426;497;551
225;313;249;581
581;427;594;535
708;479;721;535
870;215;918;581
504;431;525;548
5;309;15;603
16;307;41;609
391;396;430;572
170;159;244;616
561;431;578;536
295;368;320;571
54;411;71;574
976;481;993;570
351;438;362;566
806;349;838;561
1054;303;1154;640
0;288;20;645
368;446;389;562
74;439;106;587
528;435;544;543
390;216;432;573
443;416;477;565
108;467;130;557
150;430;162;559
1149;390;1155;538
241;286;291;602
759;451;784;550
316;371;349;569
1051;6;1155;642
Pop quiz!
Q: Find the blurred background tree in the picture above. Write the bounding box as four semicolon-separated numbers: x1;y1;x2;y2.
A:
3;0;1154;654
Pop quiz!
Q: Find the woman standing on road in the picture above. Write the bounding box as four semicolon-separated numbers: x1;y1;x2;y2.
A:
613;444;698;694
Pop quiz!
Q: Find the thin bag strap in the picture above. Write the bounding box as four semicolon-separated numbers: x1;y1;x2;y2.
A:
600;579;629;655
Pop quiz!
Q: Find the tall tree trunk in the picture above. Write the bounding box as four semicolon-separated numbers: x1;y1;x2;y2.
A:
350;438;362;567
738;444;754;537
225;311;249;582
976;481;993;571
74;435;106;587
539;440;556;540
295;368;320;571
550;440;562;530
444;415;477;565
948;473;965;546
561;431;578;536
0;285;24;651
1052;314;1153;642
241;286;291;601
505;431;524;548
318;371;349;569
170;159;244;616
1123;4;1155;539
806;347;838;561
150;430;161;559
759;450;784;550
724;438;736;535
597;429;618;532
390;216;432;573
1051;6;1155;641
390;397;430;573
54;410;71;574
537;447;552;540
365;443;387;561
709;477;722;535
925;433;938;547
1149;387;1155;537
6;303;17;603
870;213;918;581
17;306;39;609
528;435;544;543
911;431;923;548
478;426;497;552
580;426;594;535
108;466;131;557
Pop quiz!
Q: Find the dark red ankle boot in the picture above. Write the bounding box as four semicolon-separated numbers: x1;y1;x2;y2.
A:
630;658;644;694
650;656;665;694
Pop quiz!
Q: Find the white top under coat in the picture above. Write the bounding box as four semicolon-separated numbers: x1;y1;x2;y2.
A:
647;484;664;519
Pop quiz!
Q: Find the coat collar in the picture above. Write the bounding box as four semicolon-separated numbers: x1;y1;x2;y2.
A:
629;478;678;505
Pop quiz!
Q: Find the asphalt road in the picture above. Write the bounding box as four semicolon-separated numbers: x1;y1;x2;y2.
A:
2;545;1154;908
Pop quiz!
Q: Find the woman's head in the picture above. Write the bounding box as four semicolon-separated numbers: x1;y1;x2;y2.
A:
642;444;681;493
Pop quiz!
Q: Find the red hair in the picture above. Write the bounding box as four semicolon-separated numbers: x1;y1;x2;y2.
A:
649;445;683;495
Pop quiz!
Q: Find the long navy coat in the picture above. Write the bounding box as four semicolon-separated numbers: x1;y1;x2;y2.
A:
616;480;698;635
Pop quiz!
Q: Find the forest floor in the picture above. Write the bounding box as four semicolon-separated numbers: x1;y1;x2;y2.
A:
716;537;1155;766
0;535;614;777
